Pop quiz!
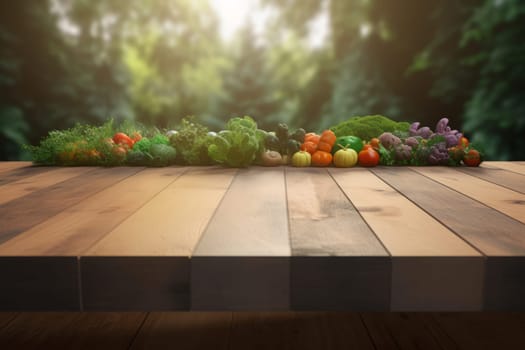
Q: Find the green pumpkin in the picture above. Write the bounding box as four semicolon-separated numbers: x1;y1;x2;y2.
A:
332;136;363;154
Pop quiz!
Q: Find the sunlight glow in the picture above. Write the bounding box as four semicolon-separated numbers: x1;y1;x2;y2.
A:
210;0;329;47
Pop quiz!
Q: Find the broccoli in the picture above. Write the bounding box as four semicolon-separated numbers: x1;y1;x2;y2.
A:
330;115;410;141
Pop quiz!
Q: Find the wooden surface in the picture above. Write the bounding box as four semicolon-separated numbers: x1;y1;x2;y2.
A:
1;162;525;311
2;312;525;349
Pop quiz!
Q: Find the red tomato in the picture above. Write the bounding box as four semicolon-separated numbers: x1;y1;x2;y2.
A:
358;148;380;167
463;149;481;167
113;132;134;149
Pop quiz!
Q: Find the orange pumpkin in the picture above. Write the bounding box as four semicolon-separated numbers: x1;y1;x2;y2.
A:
311;150;333;166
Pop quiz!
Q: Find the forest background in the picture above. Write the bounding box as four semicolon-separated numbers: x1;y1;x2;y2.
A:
1;0;524;161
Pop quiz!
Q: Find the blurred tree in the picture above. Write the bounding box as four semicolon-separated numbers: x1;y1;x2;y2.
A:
0;0;131;160
122;0;226;128
460;0;525;160
215;22;282;131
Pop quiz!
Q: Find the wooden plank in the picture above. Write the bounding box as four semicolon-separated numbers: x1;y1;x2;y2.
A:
229;312;295;350
484;257;525;310
292;312;375;350
286;168;389;311
372;167;525;256
412;166;525;224
431;312;525;349
484;161;525;175
361;313;448;350
330;168;483;311
373;167;525;310
130;312;231;350
0;161;32;174
81;167;236;311
0;167;143;311
0;167;90;205
0;167;185;256
287;168;388;256
458;166;525;194
85;167;236;256
0;313;18;330
81;257;189;311
0;257;79;311
329;168;479;257
0;165;54;186
192;168;290;310
0;312;146;350
0;166;142;245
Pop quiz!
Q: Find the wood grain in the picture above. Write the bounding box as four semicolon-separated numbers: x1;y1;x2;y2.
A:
330;168;483;310
329;168;479;257
194;168;290;256
130;312;231;350
229;312;295;350
458;166;525;194
361;313;448;350
0;167;184;256
0;167;90;205
0;162;32;174
431;312;525;349
80;167;235;311
0;313;18;330
85;167;236;256
0;165;54;186
286;168;389;310
373;167;525;309
0;312;146;350
484;161;525;175
292;312;375;350
412;166;525;224
0;166;142;246
372;167;525;256
192;168;290;310
287;168;387;256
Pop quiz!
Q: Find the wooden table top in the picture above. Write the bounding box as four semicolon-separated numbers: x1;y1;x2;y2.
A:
0;161;524;312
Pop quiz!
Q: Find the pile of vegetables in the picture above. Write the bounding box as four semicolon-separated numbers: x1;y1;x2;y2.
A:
377;118;482;166
26;115;483;168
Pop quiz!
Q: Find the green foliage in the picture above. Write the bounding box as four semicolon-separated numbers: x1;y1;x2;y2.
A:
170;118;214;165
330;115;410;141
460;0;525;160
25;120;116;165
2;0;525;161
